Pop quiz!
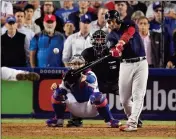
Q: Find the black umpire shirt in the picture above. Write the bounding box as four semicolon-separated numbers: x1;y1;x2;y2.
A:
81;47;120;94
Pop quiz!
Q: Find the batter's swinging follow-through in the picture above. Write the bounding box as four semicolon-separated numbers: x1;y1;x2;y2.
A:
105;10;148;132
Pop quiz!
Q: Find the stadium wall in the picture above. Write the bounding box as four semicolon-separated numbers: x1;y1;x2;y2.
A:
1;68;176;120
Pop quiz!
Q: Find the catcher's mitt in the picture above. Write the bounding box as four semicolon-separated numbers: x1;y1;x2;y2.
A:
63;69;81;89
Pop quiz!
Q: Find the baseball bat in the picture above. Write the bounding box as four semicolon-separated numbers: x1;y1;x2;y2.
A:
72;53;111;75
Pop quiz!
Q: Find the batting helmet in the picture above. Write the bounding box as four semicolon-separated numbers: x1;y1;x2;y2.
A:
105;10;122;24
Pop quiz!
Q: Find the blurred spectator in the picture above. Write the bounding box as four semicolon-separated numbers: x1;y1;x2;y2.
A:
35;1;63;33
30;14;65;68
24;4;41;34
114;1;131;21
63;20;75;39
137;16;163;68
164;1;176;19
90;6;109;34
13;1;28;10
149;2;163;32
63;14;92;66
128;1;147;15
41;1;61;9
104;0;115;10
2;16;26;67
1;1;13;26
143;1;153;7
2;8;35;65
149;2;176;64
88;1;103;14
146;3;155;21
55;0;78;25
28;0;41;22
68;1;97;32
166;30;176;69
131;10;144;24
146;1;176;21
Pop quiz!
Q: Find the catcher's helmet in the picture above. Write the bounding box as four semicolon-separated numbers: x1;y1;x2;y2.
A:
68;54;85;70
69;54;85;64
91;30;107;57
105;10;122;24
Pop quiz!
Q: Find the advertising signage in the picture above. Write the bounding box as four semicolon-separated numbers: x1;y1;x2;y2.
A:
33;68;176;120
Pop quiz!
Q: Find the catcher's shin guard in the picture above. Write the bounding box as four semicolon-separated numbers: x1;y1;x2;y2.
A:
51;89;67;119
90;92;113;122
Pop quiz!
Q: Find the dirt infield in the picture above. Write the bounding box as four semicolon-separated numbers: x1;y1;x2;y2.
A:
2;122;176;138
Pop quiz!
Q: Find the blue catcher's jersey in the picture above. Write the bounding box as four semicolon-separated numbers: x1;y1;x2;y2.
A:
60;70;99;103
107;20;146;59
72;71;99;103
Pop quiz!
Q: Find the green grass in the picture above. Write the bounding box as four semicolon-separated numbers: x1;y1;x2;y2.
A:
1;119;176;126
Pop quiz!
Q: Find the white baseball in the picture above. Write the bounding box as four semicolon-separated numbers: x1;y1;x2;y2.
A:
53;48;59;54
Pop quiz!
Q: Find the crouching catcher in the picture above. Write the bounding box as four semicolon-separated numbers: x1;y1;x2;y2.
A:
46;54;121;128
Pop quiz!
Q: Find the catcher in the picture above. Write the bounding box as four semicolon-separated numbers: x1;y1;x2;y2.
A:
46;54;121;128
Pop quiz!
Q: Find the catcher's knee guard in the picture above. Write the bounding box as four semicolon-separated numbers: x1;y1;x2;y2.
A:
51;88;67;104
90;92;108;107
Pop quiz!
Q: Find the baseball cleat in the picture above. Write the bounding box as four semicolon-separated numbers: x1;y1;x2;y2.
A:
66;118;83;127
137;119;143;128
16;72;40;81
108;119;122;128
46;118;64;127
119;124;137;132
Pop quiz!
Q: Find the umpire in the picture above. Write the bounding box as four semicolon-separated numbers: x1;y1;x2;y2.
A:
82;30;120;95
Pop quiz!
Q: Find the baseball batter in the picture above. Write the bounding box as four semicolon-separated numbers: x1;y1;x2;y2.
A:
46;55;121;128
105;10;148;131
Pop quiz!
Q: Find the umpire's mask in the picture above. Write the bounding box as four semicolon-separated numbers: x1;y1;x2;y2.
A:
91;30;107;57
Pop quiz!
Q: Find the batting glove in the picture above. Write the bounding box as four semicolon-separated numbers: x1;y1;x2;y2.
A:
110;41;125;57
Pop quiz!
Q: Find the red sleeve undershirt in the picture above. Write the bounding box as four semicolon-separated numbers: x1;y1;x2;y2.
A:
120;26;135;44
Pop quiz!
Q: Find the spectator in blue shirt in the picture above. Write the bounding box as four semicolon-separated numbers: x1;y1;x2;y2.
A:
55;0;78;25
29;14;65;68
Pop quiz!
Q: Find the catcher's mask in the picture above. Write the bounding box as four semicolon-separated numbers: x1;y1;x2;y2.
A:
68;54;85;70
91;30;107;57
